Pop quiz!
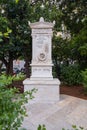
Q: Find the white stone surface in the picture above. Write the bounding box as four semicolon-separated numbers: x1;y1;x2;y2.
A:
20;95;87;130
23;78;60;103
30;17;54;79
23;17;60;103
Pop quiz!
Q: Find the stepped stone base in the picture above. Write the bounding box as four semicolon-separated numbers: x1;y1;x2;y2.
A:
23;78;60;103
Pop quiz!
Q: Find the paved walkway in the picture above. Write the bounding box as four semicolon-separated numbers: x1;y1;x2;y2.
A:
20;95;87;130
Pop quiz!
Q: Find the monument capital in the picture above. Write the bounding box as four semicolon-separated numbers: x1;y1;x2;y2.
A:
29;17;54;29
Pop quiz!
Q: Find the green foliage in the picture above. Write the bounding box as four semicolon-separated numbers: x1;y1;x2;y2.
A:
37;124;86;130
0;74;36;130
52;36;71;78
60;64;82;86
13;73;25;81
38;124;86;130
37;125;46;130
0;0;32;75
0;0;87;77
15;0;19;4
53;1;87;73
0;17;11;42
53;36;71;62
62;125;84;130
81;69;87;94
59;0;87;35
71;20;87;69
0;74;13;86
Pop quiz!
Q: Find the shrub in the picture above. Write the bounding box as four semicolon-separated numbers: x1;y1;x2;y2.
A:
0;74;36;130
81;69;87;94
62;125;84;130
13;73;26;81
37;125;85;130
60;64;82;86
37;125;46;130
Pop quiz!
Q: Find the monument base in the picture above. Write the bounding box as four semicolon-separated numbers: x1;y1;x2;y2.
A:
23;78;60;104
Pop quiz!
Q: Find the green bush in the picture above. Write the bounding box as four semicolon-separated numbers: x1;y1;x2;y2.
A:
62;125;84;130
13;73;26;81
37;125;85;130
37;125;46;130
0;74;36;130
60;64;82;86
81;69;87;94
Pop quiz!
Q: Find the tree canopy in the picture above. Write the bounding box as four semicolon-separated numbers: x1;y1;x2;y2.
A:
0;0;87;76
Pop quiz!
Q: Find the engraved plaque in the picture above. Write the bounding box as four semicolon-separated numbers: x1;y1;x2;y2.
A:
32;29;52;34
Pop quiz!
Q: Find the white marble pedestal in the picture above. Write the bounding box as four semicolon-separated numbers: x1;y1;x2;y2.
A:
23;78;60;103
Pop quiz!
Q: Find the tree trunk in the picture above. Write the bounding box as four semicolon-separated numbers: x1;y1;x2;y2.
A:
2;53;13;75
6;58;13;75
0;62;3;74
24;56;30;78
54;58;61;79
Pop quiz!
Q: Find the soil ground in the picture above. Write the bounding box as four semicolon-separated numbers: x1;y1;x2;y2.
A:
60;85;87;100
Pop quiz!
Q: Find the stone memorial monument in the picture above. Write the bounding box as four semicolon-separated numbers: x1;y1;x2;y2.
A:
23;17;60;103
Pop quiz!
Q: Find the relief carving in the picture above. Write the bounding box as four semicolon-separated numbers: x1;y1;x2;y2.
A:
38;53;46;61
37;43;49;62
